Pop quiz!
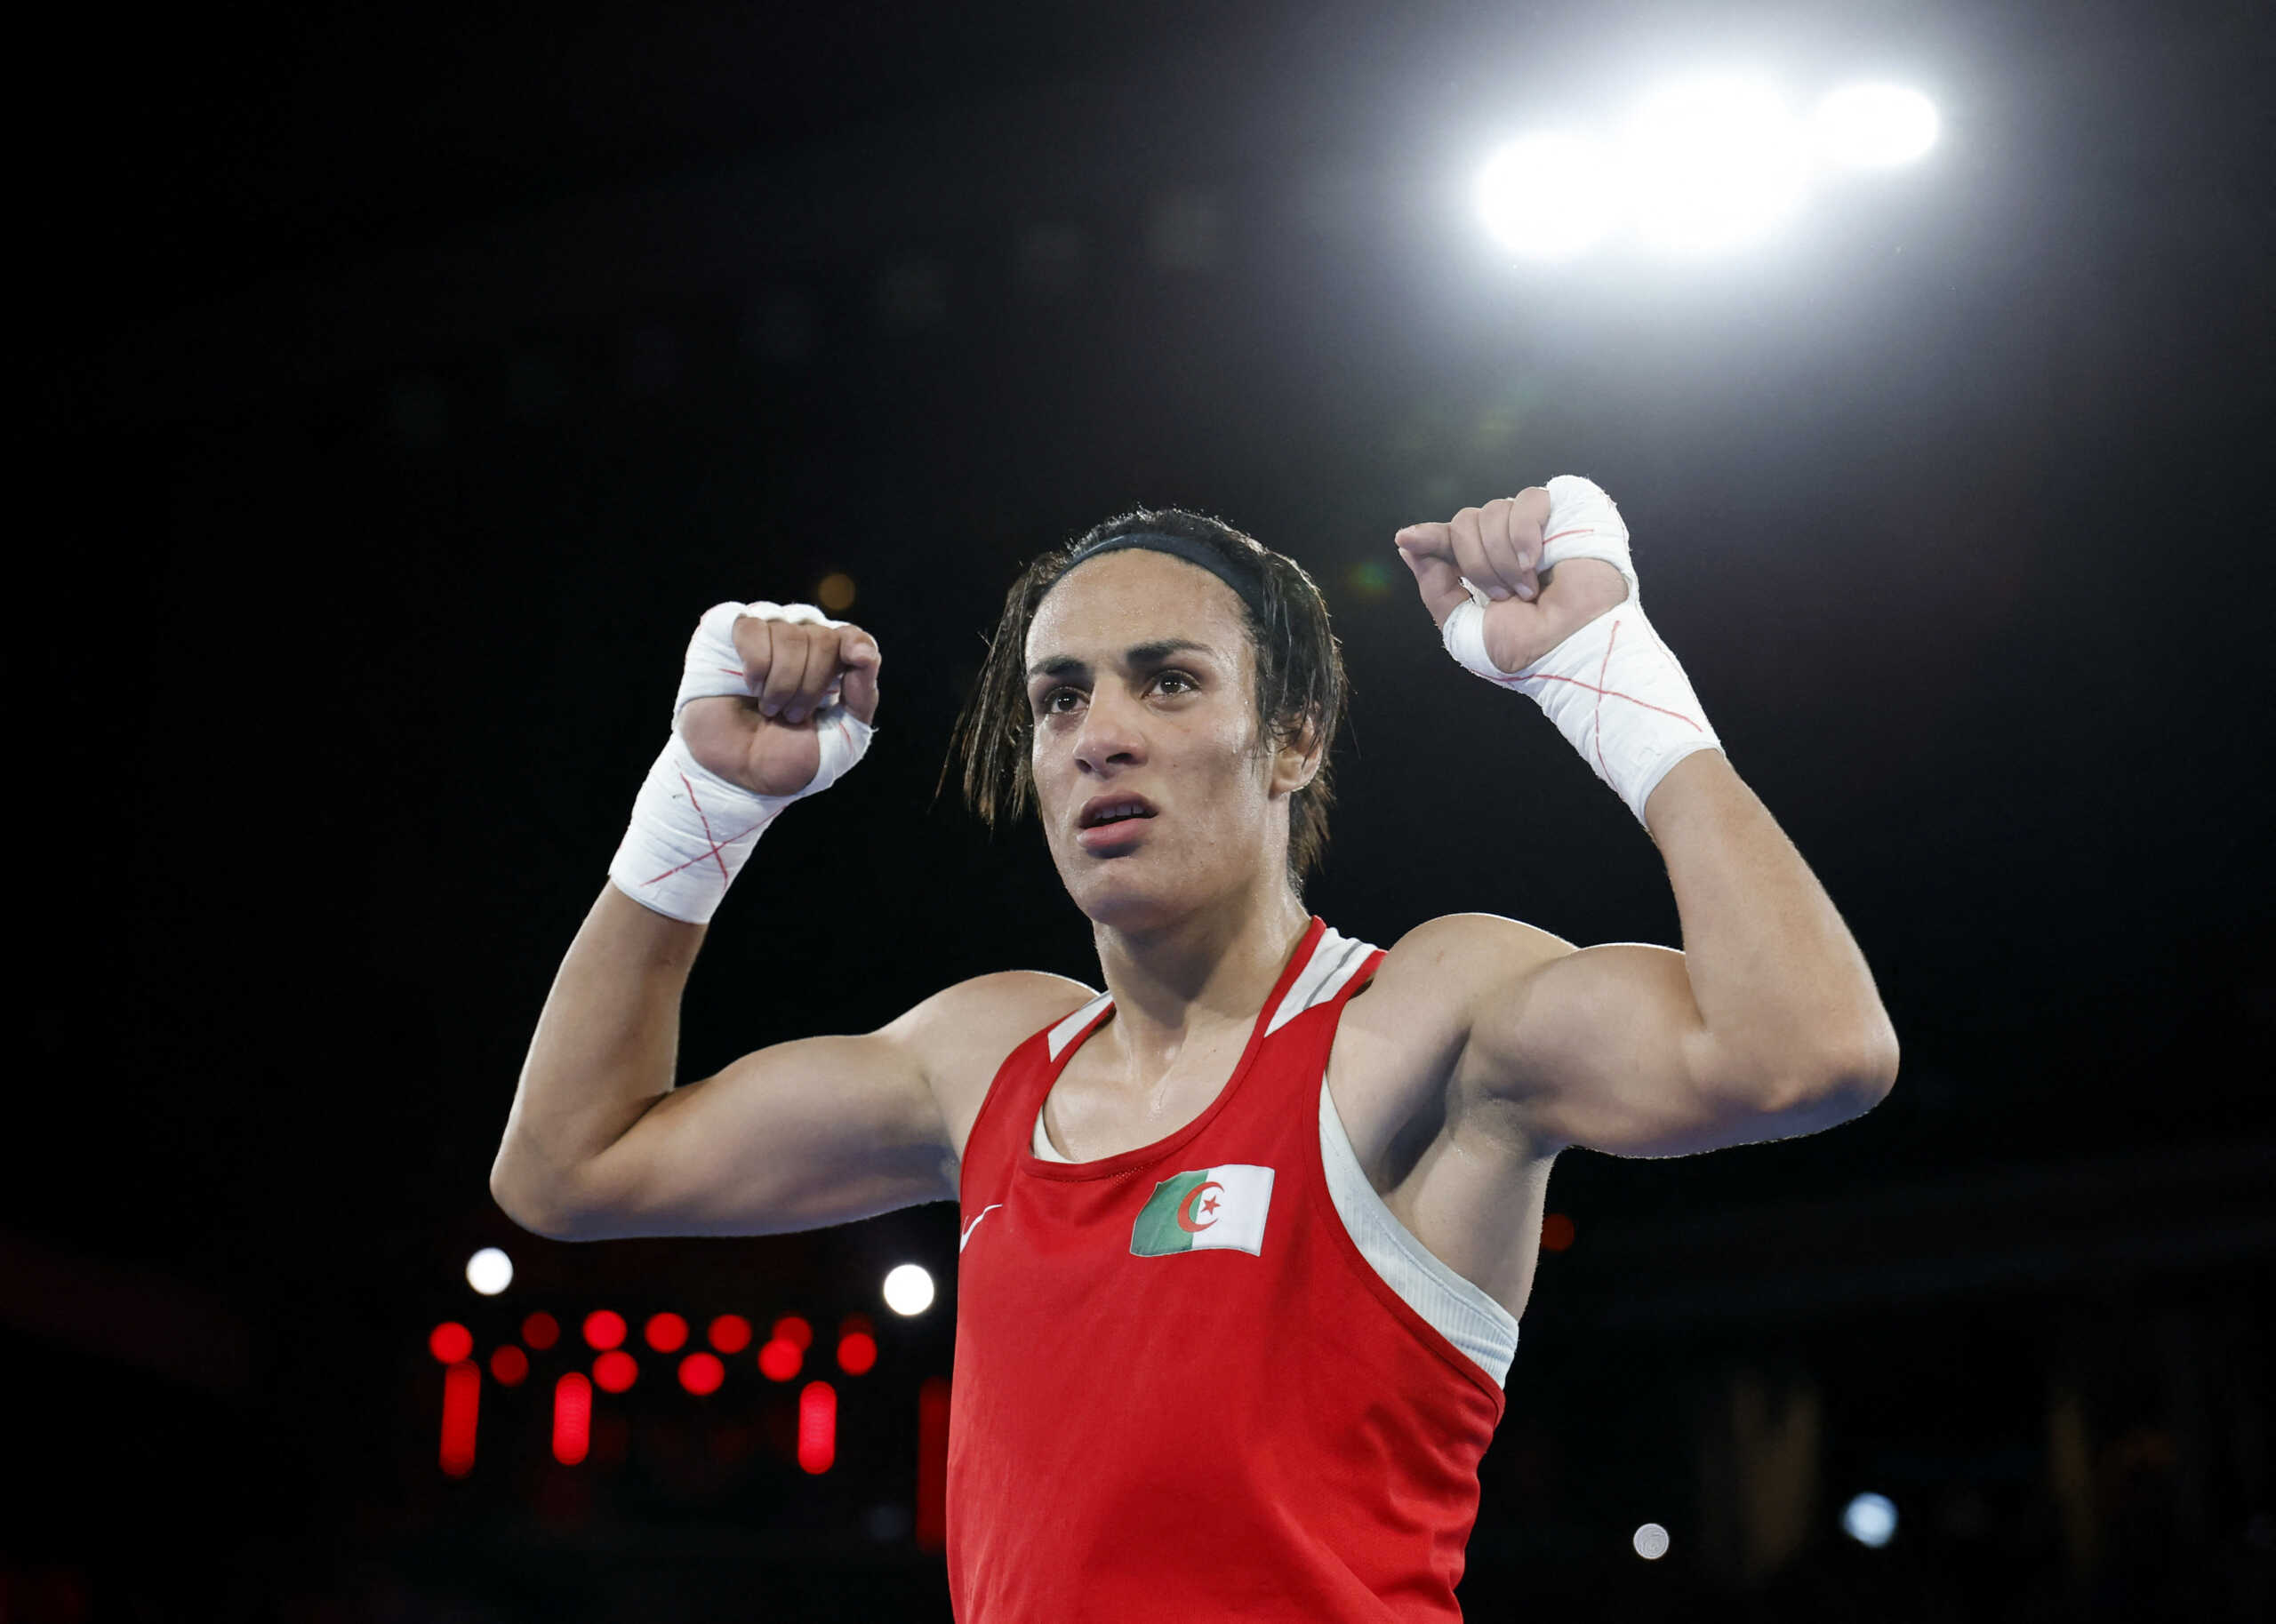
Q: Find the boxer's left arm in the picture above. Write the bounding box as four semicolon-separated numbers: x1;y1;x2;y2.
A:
1384;484;1899;1158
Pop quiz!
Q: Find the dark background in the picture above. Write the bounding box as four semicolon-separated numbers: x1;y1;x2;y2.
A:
11;1;2272;1620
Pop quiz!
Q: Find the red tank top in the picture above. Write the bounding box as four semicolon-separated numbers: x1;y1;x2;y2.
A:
948;917;1506;1621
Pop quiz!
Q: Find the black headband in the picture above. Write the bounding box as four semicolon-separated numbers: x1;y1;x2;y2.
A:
1053;531;1269;624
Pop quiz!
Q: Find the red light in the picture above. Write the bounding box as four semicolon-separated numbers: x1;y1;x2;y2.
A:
552;1372;590;1465
583;1309;626;1349
593;1349;638;1393
757;1338;803;1382
489;1345;531;1387
916;1376;950;1550
797;1380;837;1474
773;1315;813;1350
439;1361;480;1476
645;1312;688;1353
1541;1212;1576;1252
837;1332;878;1375
429;1322;474;1364
708;1314;752;1354
522;1311;560;1349
679;1352;725;1396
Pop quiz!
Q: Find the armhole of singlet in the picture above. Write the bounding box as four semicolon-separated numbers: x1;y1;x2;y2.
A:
1032;1100;1073;1162
1317;1078;1519;1388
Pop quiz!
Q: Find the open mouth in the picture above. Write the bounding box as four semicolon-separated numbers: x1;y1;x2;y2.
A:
1076;795;1158;849
1079;796;1158;829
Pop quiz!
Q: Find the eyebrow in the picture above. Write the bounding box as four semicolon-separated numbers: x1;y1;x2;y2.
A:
1026;638;1219;681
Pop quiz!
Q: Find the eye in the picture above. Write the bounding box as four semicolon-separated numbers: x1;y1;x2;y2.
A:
1151;670;1198;696
1038;685;1084;716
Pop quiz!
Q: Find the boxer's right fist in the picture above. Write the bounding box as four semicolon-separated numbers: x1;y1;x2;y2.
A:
679;607;882;798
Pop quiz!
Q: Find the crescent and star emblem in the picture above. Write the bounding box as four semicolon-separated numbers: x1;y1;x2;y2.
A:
1174;1180;1225;1233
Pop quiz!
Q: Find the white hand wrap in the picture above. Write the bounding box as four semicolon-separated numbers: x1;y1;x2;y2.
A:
1440;475;1720;824
606;601;875;924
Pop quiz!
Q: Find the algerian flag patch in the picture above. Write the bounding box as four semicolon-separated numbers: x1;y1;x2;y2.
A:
1129;1165;1276;1259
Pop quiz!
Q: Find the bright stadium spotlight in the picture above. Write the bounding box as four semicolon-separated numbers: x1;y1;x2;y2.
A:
883;1263;936;1316
1631;1522;1671;1560
465;1246;513;1295
1814;84;1939;169
1841;1491;1899;1548
1621;76;1808;253
1475;132;1624;260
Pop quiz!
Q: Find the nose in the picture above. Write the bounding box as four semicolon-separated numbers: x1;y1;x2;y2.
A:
1071;686;1147;776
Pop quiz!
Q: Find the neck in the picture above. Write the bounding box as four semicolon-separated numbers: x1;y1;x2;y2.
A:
1089;877;1312;1080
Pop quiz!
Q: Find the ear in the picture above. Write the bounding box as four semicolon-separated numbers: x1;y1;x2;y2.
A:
1269;708;1326;799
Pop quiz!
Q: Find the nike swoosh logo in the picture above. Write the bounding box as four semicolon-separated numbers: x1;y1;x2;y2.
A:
959;1204;1004;1252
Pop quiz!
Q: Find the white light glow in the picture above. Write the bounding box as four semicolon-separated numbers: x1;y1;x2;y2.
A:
1632;1522;1671;1560
1475;132;1624;260
883;1263;936;1316
465;1246;513;1296
1842;1491;1899;1548
1620;76;1809;253
1815;84;1939;168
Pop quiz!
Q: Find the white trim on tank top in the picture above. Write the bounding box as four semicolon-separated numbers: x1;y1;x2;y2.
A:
1027;927;1520;1387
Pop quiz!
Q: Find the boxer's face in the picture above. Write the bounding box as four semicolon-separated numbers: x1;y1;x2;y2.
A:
1024;551;1302;930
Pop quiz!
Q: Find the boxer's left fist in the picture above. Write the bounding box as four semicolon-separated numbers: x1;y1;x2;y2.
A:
1394;487;1628;675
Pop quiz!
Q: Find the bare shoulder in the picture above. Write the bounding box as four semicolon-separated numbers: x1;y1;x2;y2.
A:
879;969;1100;1162
1366;912;1575;1017
1334;914;1577;1121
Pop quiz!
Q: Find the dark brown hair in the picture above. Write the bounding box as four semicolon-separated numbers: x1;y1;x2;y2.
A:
946;507;1350;889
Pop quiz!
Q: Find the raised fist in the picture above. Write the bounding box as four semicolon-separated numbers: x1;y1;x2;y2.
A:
679;612;882;797
1394;487;1628;675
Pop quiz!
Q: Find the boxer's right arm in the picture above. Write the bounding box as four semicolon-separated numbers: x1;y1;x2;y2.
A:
491;892;1070;1239
491;600;1070;1239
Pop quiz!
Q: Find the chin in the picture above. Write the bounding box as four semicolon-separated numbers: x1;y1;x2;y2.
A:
1065;857;1257;938
1054;848;1189;932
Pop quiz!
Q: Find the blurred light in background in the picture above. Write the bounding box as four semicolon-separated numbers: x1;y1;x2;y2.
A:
759;1336;804;1382
708;1313;752;1354
489;1345;530;1387
464;1246;513;1295
1632;1523;1671;1560
1622;76;1807;254
1475;132;1623;261
773;1316;813;1349
1475;72;1938;263
429;1322;474;1364
552;1372;591;1466
678;1351;725;1396
837;1313;878;1375
884;1263;935;1316
798;1381;837;1474
1541;1212;1576;1252
439;1362;479;1477
1843;1491;1899;1548
1814;84;1939;168
645;1312;689;1353
817;572;857;613
592;1349;638;1393
917;1377;952;1551
521;1311;559;1350
582;1309;626;1350
1342;557;1397;600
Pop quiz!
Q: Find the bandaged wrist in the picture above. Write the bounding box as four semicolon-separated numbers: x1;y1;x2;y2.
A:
1440;476;1719;824
606;601;875;924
